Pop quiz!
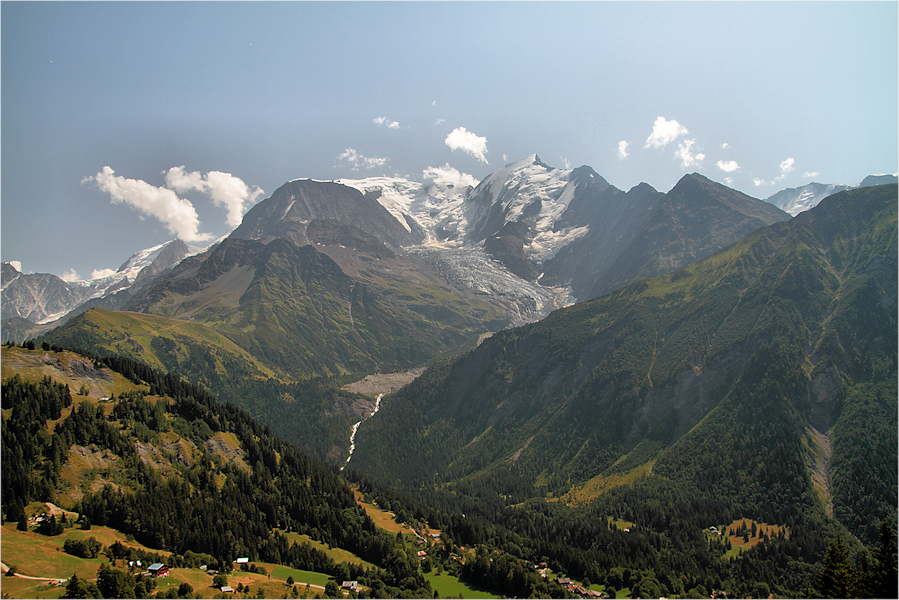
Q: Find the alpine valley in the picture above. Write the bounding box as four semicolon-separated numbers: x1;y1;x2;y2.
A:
2;156;897;599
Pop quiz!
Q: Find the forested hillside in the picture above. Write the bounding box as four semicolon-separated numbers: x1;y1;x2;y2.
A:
1;345;439;598
350;185;897;556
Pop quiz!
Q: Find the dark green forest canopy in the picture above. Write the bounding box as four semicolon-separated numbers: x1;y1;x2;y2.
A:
349;185;897;560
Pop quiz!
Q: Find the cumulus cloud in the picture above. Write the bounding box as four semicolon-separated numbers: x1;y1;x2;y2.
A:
422;164;479;188
445;127;488;164
675;139;705;169
165;166;264;228
9;260;22;272
717;160;740;173
721;142;730;149
617;140;629;160
373;116;400;129
753;177;767;187
645;116;689;149
61;269;81;283
337;148;389;171
91;268;118;280
774;157;796;182
84;166;211;242
804;171;820;178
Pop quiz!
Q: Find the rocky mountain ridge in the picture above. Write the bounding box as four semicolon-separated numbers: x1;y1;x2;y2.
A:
1;240;198;340
5;157;890;343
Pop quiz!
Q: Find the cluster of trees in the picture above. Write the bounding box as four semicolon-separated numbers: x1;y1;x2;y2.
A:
1;374;73;512
65;564;170;599
63;536;103;559
350;462;897;598
812;522;898;598
5;340;896;599
2;348;435;598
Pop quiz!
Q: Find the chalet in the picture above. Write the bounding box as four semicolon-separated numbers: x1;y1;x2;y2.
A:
147;563;169;578
556;577;571;585
341;581;359;590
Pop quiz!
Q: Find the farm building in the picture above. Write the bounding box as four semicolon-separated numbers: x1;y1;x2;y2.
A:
147;563;169;578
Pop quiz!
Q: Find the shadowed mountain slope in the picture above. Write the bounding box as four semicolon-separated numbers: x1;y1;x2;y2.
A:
351;184;897;545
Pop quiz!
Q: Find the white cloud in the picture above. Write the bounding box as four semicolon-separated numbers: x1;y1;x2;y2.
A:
774;157;796;182
165;166;264;228
432;100;437;106
91;268;117;280
373;116;400;129
645;116;689;149
675;139;705;169
422;164;479;188
724;177;734;186
721;142;730;149
435;118;445;125
617;140;629;160
9;260;22;272
502;154;508;162
445;127;489;164
61;269;80;283
717;160;740;173
560;157;571;169
753;177;767;186
804;171;820;178
84;166;211;242
337;148;389;171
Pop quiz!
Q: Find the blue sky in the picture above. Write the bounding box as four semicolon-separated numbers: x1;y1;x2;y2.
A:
3;1;897;280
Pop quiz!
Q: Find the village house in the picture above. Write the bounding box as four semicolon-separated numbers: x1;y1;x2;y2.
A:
341;581;359;590
147;563;170;578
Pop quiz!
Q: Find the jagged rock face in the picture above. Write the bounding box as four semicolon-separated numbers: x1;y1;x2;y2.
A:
1;240;195;335
1;264;95;324
539;182;664;300
765;182;851;217
585;173;790;299
229;179;426;249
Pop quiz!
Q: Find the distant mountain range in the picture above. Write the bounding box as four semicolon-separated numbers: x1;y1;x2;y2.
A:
1;240;199;340
763;173;897;216
4;158;893;382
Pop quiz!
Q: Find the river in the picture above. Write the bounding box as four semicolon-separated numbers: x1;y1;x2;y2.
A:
341;393;383;471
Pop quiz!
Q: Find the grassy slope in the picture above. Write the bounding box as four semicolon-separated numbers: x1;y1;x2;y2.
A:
39;308;275;380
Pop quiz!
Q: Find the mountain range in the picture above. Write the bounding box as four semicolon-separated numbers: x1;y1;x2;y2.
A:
20;157;804;386
2;154;897;598
350;182;897;546
5;158;890;346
